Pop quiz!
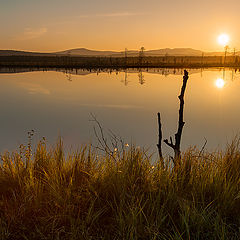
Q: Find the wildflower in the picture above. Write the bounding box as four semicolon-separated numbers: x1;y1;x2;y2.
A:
114;148;118;152
125;143;129;147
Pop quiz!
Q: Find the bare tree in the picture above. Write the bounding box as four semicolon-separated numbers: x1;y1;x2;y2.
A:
157;112;164;167
125;48;128;58
201;52;204;68
125;48;128;67
139;47;145;57
233;48;236;65
139;47;145;65
157;70;189;166
224;45;229;65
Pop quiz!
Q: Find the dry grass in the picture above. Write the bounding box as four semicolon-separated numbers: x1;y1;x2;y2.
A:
0;137;240;239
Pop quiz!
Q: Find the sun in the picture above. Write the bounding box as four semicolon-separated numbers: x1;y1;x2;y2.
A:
215;78;225;89
218;34;229;46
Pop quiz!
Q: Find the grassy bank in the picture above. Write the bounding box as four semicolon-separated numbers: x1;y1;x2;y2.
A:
0;138;240;239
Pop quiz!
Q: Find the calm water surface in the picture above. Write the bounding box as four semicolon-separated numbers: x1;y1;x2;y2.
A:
0;68;240;154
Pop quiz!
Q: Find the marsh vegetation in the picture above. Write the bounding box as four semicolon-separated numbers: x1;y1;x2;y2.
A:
1;55;240;69
1;136;240;239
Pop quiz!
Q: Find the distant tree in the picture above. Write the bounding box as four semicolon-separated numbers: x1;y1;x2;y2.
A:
201;52;204;67
139;47;145;65
174;57;177;65
125;48;128;58
165;52;169;63
125;48;128;66
224;45;229;65
139;47;145;58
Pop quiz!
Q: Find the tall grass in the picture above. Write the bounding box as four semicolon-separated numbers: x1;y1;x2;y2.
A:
0;137;240;239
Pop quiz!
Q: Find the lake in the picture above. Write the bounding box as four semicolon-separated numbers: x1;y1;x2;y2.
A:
0;67;240;155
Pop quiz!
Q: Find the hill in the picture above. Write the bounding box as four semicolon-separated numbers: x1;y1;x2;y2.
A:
54;47;204;57
0;50;51;56
0;48;239;57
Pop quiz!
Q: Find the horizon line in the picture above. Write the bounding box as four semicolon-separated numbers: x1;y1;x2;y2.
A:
0;47;232;54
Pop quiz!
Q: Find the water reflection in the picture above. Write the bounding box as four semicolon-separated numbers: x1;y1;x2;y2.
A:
0;66;218;76
120;70;129;86
138;69;145;85
0;67;240;153
215;78;225;89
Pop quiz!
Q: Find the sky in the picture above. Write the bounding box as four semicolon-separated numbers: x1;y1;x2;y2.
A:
1;0;240;52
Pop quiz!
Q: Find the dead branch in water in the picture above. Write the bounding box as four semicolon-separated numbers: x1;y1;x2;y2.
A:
157;112;164;167
163;70;189;165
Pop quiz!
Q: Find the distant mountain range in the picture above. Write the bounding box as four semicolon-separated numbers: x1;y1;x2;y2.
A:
0;48;239;57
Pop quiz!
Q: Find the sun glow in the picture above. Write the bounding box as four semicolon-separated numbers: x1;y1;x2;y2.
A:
218;34;229;46
215;78;225;89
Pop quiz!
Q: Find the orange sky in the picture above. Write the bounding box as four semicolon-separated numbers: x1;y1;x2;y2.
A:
1;0;240;52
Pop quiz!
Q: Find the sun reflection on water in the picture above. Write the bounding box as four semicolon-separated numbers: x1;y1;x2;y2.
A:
215;78;225;89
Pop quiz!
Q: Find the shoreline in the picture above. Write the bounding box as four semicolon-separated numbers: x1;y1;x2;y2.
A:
1;55;240;69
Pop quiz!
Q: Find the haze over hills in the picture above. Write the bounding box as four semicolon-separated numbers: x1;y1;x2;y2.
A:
54;48;205;56
0;50;51;56
0;48;238;57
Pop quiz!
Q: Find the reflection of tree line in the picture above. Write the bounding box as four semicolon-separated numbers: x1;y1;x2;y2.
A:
3;66;240;76
2;66;240;85
222;68;240;82
0;66;192;75
120;69;144;86
64;67;240;87
63;67;147;85
121;71;129;86
62;68;189;85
